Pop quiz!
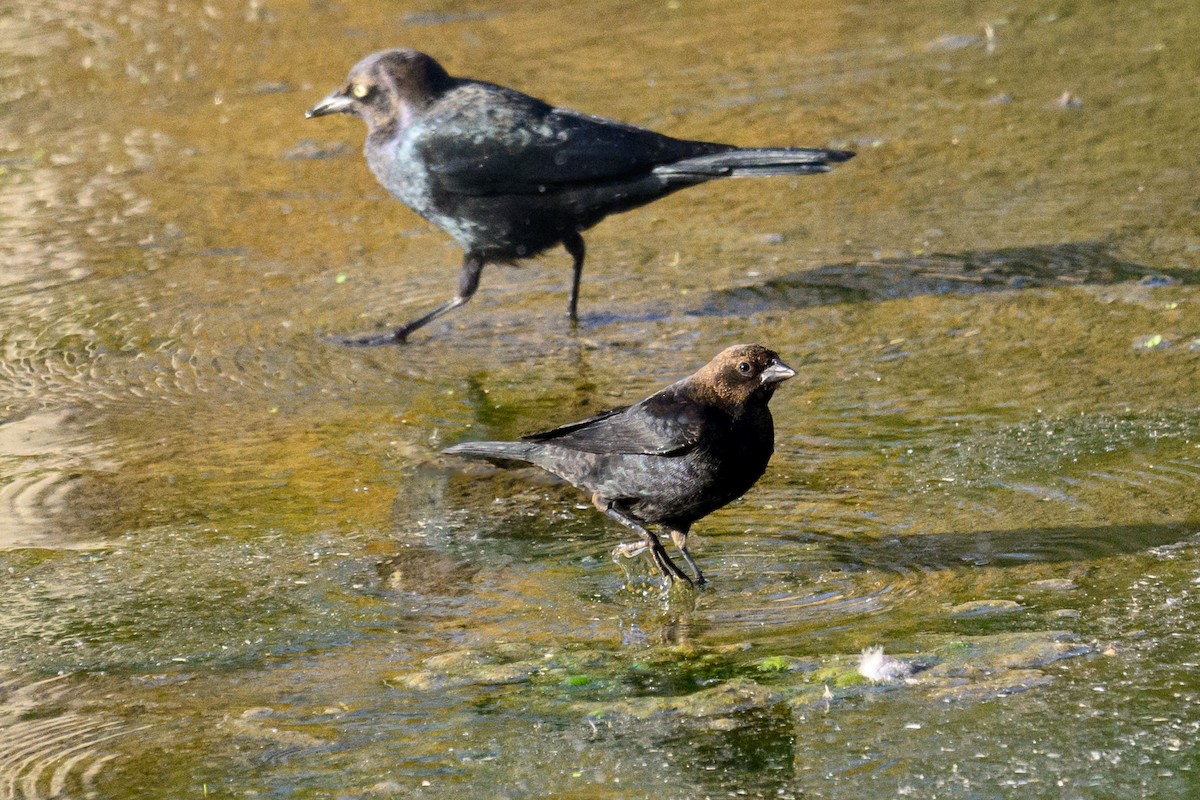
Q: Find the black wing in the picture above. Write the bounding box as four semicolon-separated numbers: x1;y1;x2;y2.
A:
416;82;727;196
521;388;707;456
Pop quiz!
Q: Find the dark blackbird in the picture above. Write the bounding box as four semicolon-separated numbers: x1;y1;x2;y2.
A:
306;49;854;345
442;344;795;585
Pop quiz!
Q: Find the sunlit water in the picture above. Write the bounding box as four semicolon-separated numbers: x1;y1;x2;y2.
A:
1;0;1198;797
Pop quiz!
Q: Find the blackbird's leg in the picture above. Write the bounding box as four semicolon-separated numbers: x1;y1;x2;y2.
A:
667;527;706;586
562;231;586;323
337;253;485;346
594;495;691;585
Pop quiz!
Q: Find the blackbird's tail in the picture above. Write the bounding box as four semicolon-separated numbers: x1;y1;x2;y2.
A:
655;147;855;180
442;441;539;467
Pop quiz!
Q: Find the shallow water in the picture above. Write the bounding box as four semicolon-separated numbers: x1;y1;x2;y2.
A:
1;0;1198;797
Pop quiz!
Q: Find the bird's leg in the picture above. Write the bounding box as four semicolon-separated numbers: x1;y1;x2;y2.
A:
667;527;706;586
337;253;485;346
392;253;485;341
562;231;586;323
594;495;691;585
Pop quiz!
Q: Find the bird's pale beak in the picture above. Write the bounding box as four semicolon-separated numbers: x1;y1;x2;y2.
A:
306;91;355;119
760;359;796;385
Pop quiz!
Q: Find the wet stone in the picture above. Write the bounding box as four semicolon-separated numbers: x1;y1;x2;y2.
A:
227;713;327;747
924;630;1092;676
423;649;491;671
240;706;276;719
810;663;871;689
580;678;783;720
949;599;1025;617
399;661;537;691
927;669;1055;703
397;647;541;690
1028;578;1079;591
756;655;818;674
704;717;743;732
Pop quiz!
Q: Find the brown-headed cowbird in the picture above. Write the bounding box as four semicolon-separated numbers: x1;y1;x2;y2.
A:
306;49;854;345
442;344;795;585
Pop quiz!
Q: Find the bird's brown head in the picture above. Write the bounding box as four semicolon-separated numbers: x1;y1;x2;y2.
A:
688;344;795;413
305;49;453;132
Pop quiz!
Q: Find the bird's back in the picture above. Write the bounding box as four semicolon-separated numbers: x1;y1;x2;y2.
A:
444;344;791;531
511;400;776;528
365;78;731;257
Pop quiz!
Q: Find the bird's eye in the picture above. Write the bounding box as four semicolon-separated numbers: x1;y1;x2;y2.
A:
737;361;752;375
351;82;372;99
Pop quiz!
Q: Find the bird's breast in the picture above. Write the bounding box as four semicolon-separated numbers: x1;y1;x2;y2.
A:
365;134;425;204
365;132;481;246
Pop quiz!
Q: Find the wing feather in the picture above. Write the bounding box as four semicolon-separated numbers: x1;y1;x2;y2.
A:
415;84;727;196
520;388;706;456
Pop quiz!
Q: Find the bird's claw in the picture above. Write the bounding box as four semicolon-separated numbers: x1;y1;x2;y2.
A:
611;542;648;561
612;540;692;586
328;330;408;347
655;551;692;585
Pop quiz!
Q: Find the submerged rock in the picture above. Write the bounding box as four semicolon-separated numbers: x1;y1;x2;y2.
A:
927;669;1055;702
923;630;1092;677
400;662;537;691
581;679;783;720
949;599;1025;617
756;655;818;674
1028;578;1079;591
392;631;1094;722
395;647;540;690
226;711;327;748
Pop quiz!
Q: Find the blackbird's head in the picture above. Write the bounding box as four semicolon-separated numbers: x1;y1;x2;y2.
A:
306;49;453;131
690;344;795;412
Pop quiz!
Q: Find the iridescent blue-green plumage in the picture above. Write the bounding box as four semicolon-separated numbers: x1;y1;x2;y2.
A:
307;49;853;344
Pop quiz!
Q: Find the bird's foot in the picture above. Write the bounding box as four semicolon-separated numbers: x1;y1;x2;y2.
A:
611;541;648;561
651;544;693;585
612;541;693;587
327;329;408;347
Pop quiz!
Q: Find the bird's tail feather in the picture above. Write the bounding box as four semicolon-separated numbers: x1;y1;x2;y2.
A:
655;147;855;179
442;441;539;467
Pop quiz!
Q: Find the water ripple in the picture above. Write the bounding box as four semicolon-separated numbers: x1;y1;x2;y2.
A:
0;671;147;800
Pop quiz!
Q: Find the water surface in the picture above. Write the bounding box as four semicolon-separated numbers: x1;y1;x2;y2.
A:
1;0;1198;797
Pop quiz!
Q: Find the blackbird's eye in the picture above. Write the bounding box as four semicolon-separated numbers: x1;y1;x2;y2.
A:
737;361;752;376
351;82;373;99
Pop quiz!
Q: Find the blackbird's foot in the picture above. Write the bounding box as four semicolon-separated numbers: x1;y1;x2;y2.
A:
612;541;692;586
649;541;692;585
611;541;648;561
329;329;409;347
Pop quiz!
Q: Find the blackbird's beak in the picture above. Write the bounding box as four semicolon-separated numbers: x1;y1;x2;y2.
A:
760;359;796;385
306;91;355;119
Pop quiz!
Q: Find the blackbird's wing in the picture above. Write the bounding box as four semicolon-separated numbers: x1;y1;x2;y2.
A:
521;390;706;456
417;83;727;196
